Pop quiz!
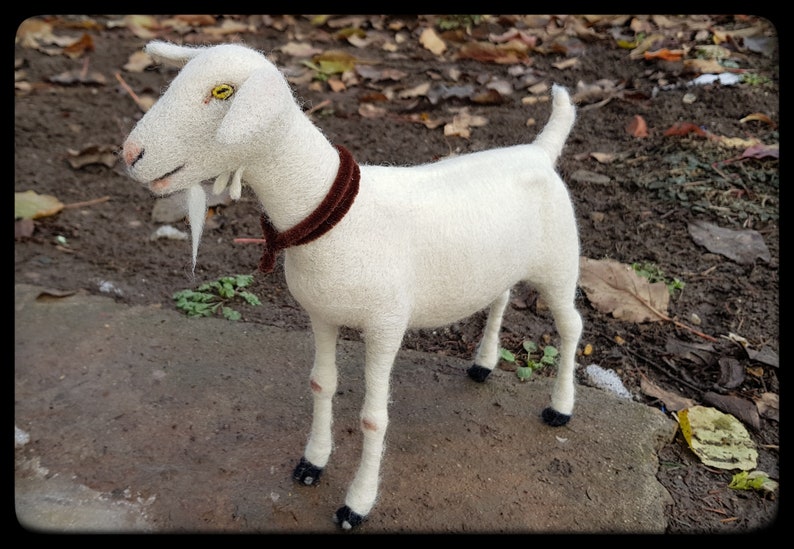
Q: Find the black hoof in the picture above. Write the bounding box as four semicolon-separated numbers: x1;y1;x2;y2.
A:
333;505;365;530
467;364;492;383
542;407;571;427
292;456;323;486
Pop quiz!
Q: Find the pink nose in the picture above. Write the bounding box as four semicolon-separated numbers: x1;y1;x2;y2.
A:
122;141;142;167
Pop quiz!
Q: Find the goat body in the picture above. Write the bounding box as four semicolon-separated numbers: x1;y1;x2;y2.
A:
122;41;582;530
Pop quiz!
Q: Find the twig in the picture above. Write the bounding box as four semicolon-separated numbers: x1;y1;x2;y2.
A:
115;72;146;111
305;99;331;116
594;330;705;393
62;196;111;209
631;292;718;342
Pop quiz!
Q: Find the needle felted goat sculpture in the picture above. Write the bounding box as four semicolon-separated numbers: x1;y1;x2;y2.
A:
122;41;582;530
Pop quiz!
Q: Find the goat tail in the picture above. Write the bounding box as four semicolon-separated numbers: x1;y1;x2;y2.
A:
533;84;576;164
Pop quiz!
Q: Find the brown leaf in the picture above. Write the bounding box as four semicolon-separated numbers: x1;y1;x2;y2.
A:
578;257;670;323
489;28;537;47
665;338;715;365
703;391;761;431
123;50;153;72
744;346;779;368
280;41;322;58
62;33;94;58
688;220;771;265
419;27;446;56
643;48;684;61
640;375;696;412
49;66;106;86
455;41;529;64
401;113;446;130
358;103;387;119
663;121;709;138
626;115;648;138
755;393;779;422
16;17;55;48
682;58;730;74
15;218;35;239
740;143;779;160
122;15;161;39
717;357;745;389
66;145;118;169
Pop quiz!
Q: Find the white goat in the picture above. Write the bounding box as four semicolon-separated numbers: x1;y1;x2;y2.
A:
122;41;582;530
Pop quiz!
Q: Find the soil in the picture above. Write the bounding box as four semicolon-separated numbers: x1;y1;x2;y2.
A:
14;15;779;533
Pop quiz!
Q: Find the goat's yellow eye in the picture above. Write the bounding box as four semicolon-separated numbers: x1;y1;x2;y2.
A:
211;84;235;100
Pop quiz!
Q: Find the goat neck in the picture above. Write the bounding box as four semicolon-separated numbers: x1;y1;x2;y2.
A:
243;111;342;233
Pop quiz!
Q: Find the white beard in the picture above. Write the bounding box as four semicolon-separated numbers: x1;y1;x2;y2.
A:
186;184;207;274
185;168;244;274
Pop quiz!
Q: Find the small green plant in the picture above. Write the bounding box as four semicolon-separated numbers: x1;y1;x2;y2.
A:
631;261;685;295
437;15;482;31
173;274;261;321
500;340;559;382
741;73;771;86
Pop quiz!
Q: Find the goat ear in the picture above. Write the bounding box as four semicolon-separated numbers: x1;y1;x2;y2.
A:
216;66;291;146
144;41;203;67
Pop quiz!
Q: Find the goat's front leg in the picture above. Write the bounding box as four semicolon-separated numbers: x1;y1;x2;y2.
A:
467;290;510;382
293;318;339;486
334;325;405;530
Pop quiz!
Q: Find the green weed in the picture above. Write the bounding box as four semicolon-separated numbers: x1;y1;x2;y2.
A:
500;340;559;382
173;274;261;321
632;261;685;295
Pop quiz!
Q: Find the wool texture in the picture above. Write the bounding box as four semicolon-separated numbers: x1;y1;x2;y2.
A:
258;144;360;273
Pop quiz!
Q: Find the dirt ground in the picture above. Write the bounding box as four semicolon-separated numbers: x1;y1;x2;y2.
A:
15;15;779;533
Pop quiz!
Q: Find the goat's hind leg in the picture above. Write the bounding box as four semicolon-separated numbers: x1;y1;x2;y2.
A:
293;318;339;486
538;283;582;427
467;290;510;383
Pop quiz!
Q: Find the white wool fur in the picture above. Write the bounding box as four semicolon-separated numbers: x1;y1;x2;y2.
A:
122;41;583;528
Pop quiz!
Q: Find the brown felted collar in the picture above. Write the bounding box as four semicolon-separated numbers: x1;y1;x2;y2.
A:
258;144;360;273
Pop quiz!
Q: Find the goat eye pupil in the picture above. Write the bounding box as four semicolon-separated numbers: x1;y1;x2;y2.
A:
212;84;234;100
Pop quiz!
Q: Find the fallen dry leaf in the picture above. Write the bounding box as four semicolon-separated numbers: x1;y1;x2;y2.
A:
644;48;685;61
688;220;771;265
358;103;387;119
683;58;735;74
455;41;530;64
419;27;446;56
279;41;322;58
640;375;696;412
703;391;760;431
740;143;779;160
122;15;161;39
66;144;119;169
62;33;94;58
202;19;251;37
578;257;670;323
626;115;648;138
16;17;55;48
754;393;779;422
677;405;757;470
739;112;776;127
489;28;537;47
15;190;65;220
744;345;779;368
444;108;488;138
401;112;446;130
552;57;578;70
49;70;105;85
590;152;616;164
123;50;153;72
15;218;35;239
663;121;709;138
